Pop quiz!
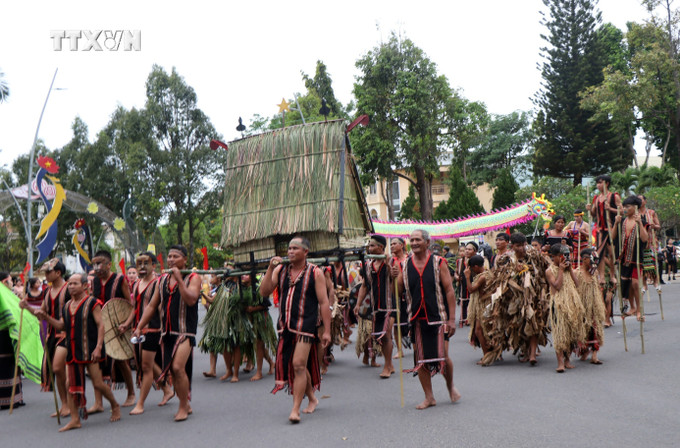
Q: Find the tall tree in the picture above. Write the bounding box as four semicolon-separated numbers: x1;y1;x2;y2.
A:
491;168;519;210
433;166;484;220
145;65;223;264
467;111;533;186
533;0;630;186
353;33;474;220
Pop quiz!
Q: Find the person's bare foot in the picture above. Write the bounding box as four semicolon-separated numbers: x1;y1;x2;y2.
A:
230;375;239;383
590;359;603;365
58;419;81;432
86;404;104;415
476;359;484;365
416;398;436;410
122;395;136;407
129;404;144;415
556;367;565;373
393;352;403;359
110;405;121;422
565;360;575;369
52;407;70;418
250;372;263;381
202;371;216;378
580;351;589;361
637;313;646;322
158;390;174;406
219;371;232;381
288;410;301;423
302;397;319;414
174;407;190;422
267;365;274;375
320;365;328;375
362;354;369;366
370;360;381;368
243;363;253;373
449;386;461;403
379;368;393;378
529;357;537;366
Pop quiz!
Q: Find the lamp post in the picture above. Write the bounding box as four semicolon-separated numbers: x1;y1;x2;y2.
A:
26;68;59;276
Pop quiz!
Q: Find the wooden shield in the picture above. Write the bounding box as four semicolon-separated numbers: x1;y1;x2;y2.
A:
102;298;134;360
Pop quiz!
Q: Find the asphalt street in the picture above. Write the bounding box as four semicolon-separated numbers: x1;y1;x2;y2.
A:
2;280;679;448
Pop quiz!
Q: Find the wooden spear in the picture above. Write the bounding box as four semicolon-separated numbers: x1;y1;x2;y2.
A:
635;207;645;354
9;308;24;414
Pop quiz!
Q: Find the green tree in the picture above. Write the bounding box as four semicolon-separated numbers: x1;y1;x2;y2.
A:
467;111;533;186
145;65;223;264
491;168;519;210
433;166;484;220
533;0;630;186
353;33;478;220
398;184;421;220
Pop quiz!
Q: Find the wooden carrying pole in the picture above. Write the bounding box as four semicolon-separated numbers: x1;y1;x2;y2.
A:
635;210;645;354
9;308;24;414
394;275;405;408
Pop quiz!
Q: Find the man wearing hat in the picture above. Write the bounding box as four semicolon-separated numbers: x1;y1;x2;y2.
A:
355;235;396;378
20;258;70;417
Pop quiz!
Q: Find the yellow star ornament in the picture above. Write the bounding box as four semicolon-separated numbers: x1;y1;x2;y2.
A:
277;98;291;113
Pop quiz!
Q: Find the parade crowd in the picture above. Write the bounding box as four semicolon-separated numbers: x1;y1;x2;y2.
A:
1;175;676;428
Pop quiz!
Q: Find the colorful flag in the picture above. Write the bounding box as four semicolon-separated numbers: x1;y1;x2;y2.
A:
119;258;126;276
158;253;164;271
0;283;44;384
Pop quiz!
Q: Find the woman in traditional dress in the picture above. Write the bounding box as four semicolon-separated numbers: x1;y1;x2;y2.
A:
565;210;591;268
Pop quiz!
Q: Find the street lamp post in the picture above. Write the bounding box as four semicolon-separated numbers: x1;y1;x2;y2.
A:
26;68;59;277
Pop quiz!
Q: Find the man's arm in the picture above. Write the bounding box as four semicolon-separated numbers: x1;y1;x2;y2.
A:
259;258;282;298
546;264;564;290
314;268;331;347
92;303;104;361
172;269;201;306
325;269;335;307
120;280;136;332
133;286;161;337
468;272;486;293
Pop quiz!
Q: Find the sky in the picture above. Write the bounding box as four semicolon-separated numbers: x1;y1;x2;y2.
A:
0;0;650;171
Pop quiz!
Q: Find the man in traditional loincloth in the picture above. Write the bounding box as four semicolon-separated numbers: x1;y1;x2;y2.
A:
355;235;395;379
19;258;70;417
612;196;648;321
126;252;174;415
133;245;201;422
259;236;331;424
89;250;136;412
397;229;460;410
587;175;622;288
37;274;121;431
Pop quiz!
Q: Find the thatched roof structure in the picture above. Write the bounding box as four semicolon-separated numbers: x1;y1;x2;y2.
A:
221;119;372;261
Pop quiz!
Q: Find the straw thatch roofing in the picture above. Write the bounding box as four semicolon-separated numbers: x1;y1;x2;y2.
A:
220;119;373;251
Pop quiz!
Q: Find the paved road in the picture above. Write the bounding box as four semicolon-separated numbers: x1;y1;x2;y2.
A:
3;281;679;447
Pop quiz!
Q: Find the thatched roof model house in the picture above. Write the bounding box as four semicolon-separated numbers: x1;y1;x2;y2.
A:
221;119;373;263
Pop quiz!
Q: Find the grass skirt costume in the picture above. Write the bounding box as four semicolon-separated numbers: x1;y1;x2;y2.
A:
355;316;376;358
576;269;606;354
467;270;493;348
199;283;255;361
481;248;550;366
548;265;586;354
247;287;277;358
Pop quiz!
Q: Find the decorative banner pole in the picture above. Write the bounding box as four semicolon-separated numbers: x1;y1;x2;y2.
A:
277;98;291;128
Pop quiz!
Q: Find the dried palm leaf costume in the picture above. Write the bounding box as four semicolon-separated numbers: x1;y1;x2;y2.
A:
467;270;493;348
93;273;127;389
157;273;199;394
272;264;322;395
247;283;277;359
576;269;606;353
199;280;236;354
131;277;162;387
481;248;550;366
364;259;396;347
403;254;449;376
641;210;659;277
41;282;70;391
548;265;586;354
63;295;100;419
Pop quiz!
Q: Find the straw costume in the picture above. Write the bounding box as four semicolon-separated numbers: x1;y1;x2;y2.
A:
576;269;606;353
481;248;550;366
547;264;586;354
